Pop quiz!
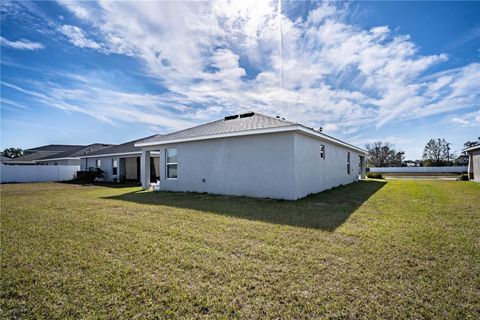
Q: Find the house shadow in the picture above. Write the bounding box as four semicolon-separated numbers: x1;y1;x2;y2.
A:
103;180;386;232
60;181;141;188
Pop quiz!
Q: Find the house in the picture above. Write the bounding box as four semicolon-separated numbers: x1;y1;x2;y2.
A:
79;136;160;183
2;144;112;166
464;144;480;182
135;112;367;200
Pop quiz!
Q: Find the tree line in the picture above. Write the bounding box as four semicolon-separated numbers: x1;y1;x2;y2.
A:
365;137;479;167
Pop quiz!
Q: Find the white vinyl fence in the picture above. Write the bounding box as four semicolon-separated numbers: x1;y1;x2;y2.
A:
369;166;467;173
0;165;80;183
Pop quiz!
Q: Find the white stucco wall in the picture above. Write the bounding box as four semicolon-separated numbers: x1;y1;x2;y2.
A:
81;155;158;182
471;150;480;182
82;156;118;181
293;133;362;199
148;131;364;200
155;132;297;199
37;159;80;166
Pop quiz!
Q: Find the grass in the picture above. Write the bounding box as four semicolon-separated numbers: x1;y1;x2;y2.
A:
1;180;479;319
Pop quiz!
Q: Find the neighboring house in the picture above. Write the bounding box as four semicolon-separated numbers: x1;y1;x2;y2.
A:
0;155;11;163
79;136;160;182
464;145;480;182
2;144;112;166
135;112;367;200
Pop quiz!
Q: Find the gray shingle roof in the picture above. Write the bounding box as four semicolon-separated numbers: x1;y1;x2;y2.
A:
37;144;113;160
2;151;60;163
83;135;159;157
4;144;113;163
139;112;295;145
26;144;85;152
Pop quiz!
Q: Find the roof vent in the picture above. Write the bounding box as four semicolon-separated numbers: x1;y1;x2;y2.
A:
224;114;239;121
240;112;255;118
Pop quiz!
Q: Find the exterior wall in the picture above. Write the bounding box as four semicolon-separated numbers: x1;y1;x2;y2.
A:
81;155;158;182
470;150;480;182
293;133;362;199
156;132;297;200
36;159;80;166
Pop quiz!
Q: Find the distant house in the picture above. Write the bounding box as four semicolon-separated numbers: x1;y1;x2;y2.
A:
79;136;160;183
2;144;112;166
464;145;480;182
135;112;367;200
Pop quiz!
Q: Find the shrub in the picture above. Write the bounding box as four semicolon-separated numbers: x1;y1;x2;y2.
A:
367;172;384;179
75;169;104;182
458;174;469;181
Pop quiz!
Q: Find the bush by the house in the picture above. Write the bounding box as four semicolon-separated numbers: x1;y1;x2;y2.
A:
367;172;384;179
458;174;469;181
75;169;104;182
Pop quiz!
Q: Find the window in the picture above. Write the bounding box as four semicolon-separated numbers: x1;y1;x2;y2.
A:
166;148;178;179
320;145;325;159
112;159;118;175
95;159;101;168
54;162;58;166
347;152;351;174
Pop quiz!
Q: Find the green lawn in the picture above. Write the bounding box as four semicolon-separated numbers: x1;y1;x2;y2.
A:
1;180;479;319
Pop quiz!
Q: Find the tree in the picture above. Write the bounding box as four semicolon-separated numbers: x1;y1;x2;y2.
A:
365;142;405;167
2;147;23;159
464;137;480;148
422;138;451;166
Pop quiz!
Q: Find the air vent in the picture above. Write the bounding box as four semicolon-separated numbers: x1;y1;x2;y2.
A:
224;115;239;121
239;112;255;118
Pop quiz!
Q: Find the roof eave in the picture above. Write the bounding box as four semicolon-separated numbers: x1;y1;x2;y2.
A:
462;145;480;153
135;125;367;154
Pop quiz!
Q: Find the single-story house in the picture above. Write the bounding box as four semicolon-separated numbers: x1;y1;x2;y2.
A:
135;112;367;200
2;144;112;166
464;144;480;182
79;136;160;183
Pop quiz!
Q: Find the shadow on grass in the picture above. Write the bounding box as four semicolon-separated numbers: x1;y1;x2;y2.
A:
61;181;141;188
103;180;386;231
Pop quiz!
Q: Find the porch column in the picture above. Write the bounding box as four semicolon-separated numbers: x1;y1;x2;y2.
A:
141;150;151;189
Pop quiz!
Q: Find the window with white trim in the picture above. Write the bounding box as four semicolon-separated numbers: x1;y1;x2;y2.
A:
166;148;178;179
320;144;325;159
95;159;101;168
347;152;351;174
112;159;118;175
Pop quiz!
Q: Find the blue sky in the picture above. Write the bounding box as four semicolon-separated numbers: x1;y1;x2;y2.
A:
1;1;479;159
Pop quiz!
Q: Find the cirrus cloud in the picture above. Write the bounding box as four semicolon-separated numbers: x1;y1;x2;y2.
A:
53;1;480;134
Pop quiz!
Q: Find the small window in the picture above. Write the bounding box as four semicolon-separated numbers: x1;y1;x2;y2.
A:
112;159;118;175
320;145;325;159
166;148;178;179
347;152;351;174
95;159;101;168
54;162;58;166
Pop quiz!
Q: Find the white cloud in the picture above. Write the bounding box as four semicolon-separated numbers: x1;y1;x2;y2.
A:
58;25;102;49
448;110;480;127
0;36;43;50
1;79;196;131
43;1;480;134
